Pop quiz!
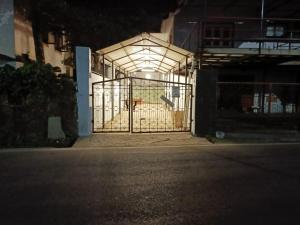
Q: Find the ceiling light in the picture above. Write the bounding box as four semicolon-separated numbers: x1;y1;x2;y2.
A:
142;68;156;72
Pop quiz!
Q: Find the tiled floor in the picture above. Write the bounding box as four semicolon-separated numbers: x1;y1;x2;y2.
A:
94;103;190;133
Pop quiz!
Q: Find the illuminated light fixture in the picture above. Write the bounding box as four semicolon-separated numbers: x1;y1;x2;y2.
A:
145;73;152;79
205;59;218;62
219;59;231;62
141;68;156;72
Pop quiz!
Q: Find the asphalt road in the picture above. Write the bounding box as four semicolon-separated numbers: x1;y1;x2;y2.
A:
1;144;300;225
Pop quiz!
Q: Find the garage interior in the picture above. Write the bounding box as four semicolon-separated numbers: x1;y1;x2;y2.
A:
92;33;195;133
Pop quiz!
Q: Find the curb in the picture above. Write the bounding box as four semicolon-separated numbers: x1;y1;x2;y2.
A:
1;142;300;153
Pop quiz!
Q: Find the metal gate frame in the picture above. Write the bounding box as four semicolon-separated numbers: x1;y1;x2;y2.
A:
92;77;193;133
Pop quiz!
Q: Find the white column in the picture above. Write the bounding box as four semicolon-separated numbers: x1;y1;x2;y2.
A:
76;46;92;136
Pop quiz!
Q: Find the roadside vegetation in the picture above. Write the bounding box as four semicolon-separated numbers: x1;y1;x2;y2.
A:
0;63;77;147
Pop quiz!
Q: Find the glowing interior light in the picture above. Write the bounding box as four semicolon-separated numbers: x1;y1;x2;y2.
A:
142;68;156;72
145;74;152;79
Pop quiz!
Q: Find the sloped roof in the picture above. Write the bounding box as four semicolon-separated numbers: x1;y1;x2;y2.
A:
97;33;193;74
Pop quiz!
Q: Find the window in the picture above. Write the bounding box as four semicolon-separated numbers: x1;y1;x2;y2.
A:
266;25;285;37
204;23;233;47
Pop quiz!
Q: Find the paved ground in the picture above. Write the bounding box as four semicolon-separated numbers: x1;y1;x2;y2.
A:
1;144;300;225
74;133;210;148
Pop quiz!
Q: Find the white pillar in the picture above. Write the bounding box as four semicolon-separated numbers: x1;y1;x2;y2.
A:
76;47;92;136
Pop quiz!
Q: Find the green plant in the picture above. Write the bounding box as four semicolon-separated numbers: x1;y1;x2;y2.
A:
0;62;77;147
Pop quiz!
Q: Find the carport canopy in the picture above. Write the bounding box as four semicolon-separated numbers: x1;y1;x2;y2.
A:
97;33;194;74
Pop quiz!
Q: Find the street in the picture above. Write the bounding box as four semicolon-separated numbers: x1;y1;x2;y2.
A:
1;144;300;225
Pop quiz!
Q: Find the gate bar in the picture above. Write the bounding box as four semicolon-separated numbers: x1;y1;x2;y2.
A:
129;77;133;133
92;83;95;132
102;55;105;129
93;76;189;86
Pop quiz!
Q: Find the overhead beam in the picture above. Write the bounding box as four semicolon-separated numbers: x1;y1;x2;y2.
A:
128;67;168;74
144;38;190;57
112;48;145;62
146;48;180;63
120;42;139;71
118;56;145;67
123;61;146;70
148;56;175;68
149;60;173;71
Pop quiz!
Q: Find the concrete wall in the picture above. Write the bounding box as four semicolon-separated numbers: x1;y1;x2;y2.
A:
160;13;175;43
14;12;36;61
43;43;67;73
195;69;218;137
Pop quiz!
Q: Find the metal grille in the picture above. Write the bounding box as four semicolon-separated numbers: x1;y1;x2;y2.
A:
93;78;130;132
92;77;192;133
217;82;300;115
216;82;300;132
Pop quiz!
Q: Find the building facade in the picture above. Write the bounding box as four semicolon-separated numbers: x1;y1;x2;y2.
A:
0;0;73;75
162;0;300;137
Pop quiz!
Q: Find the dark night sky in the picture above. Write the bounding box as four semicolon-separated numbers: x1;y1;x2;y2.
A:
75;0;178;17
60;0;179;49
18;0;300;49
14;0;179;49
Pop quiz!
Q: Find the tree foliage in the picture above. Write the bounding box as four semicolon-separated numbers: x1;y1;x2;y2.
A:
0;63;77;147
15;0;178;50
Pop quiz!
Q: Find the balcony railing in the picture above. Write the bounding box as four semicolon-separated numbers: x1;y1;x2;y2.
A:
180;17;300;53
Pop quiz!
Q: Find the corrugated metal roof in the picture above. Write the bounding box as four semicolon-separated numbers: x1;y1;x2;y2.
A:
97;33;193;73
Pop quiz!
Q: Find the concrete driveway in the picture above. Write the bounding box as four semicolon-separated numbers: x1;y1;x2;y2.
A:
74;132;210;148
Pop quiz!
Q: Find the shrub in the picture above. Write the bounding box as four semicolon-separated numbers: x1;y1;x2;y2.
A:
0;63;77;147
